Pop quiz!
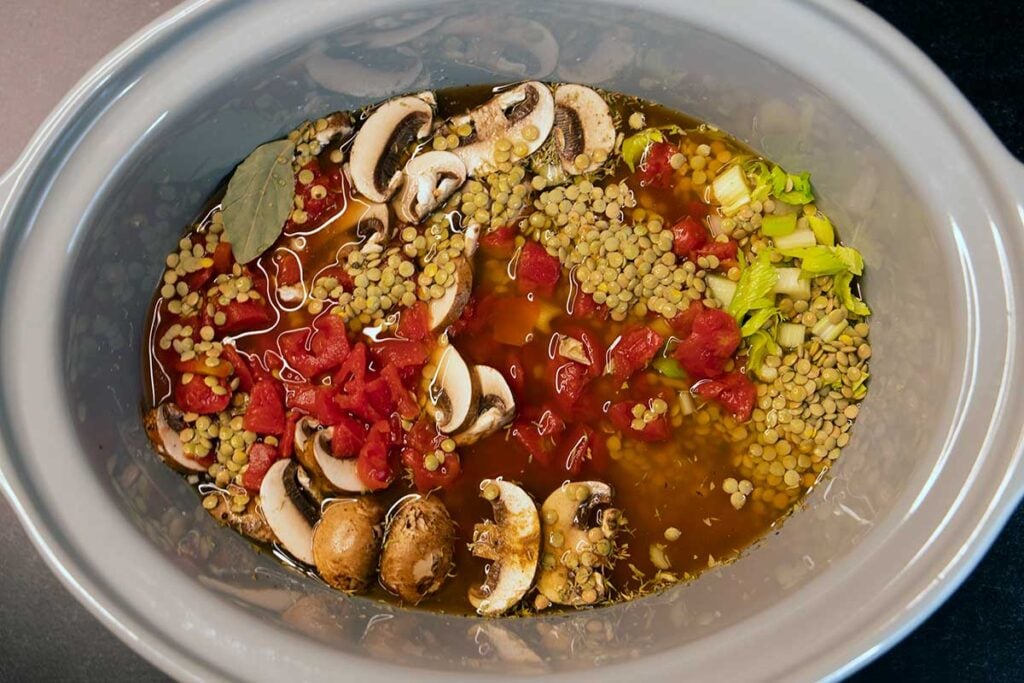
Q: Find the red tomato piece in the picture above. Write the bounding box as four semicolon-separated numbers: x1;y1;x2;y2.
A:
381;364;419;419
356;420;396;490
212;241;234;275
363;376;396;420
185;267;214;291
314;385;349;426
217;300;274;335
174;375;231;415
372;339;428;378
552;361;591;414
173;355;233;378
279;412;300;459
241;442;279;492
243;379;286;435
273;250;301;285
332;342;366;391
517;242;561;292
535;407;566;437
638;141;677;188
673;304;740;380
694;371;756;421
284;382;316;414
401;447;462;492
479;224;517;255
562;327;604;378
281;314;351;379
553;424;604;476
331;414;367;458
695;239;739;267
570;292;608;320
608;401;672;442
670;216;708;258
396;301;431;342
511;420;557;466
608;327;665;383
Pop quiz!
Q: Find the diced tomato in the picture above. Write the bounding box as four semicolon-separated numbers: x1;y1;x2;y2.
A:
517;242;561;293
504;352;527;400
279;412;300;459
638;141;677;188
491;296;540;346
406;418;442;452
284;382;317;414
356;420;396;490
363;376;396;420
561;328;604;378
381;364;419;419
331;414;367;458
673;303;740;380
173;355;233;378
447;294;482;339
401;447;462;492
372;339;428;379
512;420;557;466
212;241;234;275
221;345;256;392
671;215;707;258
694;371;756;421
552;361;591;414
289;160;339;225
174;375;231;415
243;379;286;435
396;301;431;342
695;239;739;267
608;327;665;383
273;250;301;285
217;299;274;335
185;267;214;291
241;442;279;492
280;314;351;379
669;299;704;338
608;401;672;442
570;292;608;320
553;424;604;476
314;385;349;425
535;407;566;437
479;224;517;256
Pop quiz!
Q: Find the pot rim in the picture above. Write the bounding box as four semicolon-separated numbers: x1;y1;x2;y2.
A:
0;1;1021;681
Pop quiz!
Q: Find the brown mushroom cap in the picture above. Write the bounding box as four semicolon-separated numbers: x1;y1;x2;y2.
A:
313;497;386;592
350;94;434;202
379;496;455;603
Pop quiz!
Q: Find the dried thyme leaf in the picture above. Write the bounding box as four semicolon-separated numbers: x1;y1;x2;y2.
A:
222;139;295;264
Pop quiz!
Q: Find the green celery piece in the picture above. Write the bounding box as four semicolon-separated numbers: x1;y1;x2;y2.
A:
835;271;871;317
726;252;778;321
807;213;835;246
620;125;684;172
778;246;848;276
746;330;779;376
652;356;686;379
771;166;814;204
761;213;797;237
741;306;780;337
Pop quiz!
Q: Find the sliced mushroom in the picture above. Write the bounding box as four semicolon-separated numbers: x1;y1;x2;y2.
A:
144;403;206;473
455;366;516;446
306;42;423;99
380;496;455;603
295;418;372;494
350;94;434;202
357;202;392;242
312;497;385;592
469;479;541;616
552;85;616;175
429;344;479;434
463;223;481;257
536;481;621;606
259;459;319;565
448;82;555;177
392;151;467;224
557;335;591;366
427;257;473;332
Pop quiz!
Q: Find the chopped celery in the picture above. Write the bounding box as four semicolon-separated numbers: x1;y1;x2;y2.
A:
771;166;815;204
773;228;816;251
740;306;779;337
745;160;773;202
712;165;752;216
726;252;777;322
706;274;737;307
773;267;811;299
807;212;835;246
761;213;797;237
777;323;806;349
835;271;871;317
779;245;847;276
746;330;779;378
621;125;683;172
851;371;869;400
811;316;848;342
834;245;864;276
653;356;686;379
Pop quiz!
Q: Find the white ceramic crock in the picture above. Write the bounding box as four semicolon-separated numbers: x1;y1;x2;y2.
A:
1;1;1022;681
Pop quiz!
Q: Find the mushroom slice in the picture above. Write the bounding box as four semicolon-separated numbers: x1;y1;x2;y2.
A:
429;344;479;434
536;481;620;606
468;479;541;616
557;335;591;366
455;366;516;446
448;82;555;177
427;257;473;332
259;460;319;565
392;151;467;224
357;202;392;242
463;223;481;257
310;427;372;493
350;94;434;202
144;403;206;473
552;85;616;175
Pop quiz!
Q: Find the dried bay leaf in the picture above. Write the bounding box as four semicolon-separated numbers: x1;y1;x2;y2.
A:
222;138;296;264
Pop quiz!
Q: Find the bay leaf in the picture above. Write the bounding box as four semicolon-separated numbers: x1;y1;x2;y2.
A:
222;138;296;264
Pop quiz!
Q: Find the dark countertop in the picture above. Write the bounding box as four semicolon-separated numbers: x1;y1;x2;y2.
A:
0;1;1021;680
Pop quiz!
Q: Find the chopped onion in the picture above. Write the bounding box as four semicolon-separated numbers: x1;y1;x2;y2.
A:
773;268;811;299
777;323;806;349
773;227;816;251
712;165;751;216
706;274;737;307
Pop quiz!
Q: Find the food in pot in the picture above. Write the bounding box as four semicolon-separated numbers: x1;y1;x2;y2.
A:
143;83;872;615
